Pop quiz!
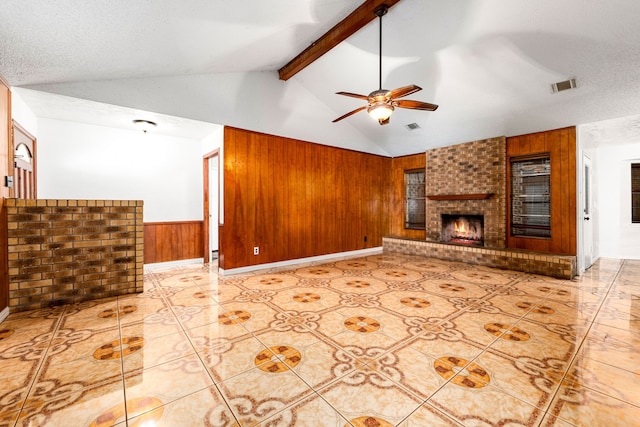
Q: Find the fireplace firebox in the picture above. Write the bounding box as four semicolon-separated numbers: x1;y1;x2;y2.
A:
441;214;484;246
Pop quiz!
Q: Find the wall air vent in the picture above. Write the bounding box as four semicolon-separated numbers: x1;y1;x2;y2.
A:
551;78;577;93
405;123;421;131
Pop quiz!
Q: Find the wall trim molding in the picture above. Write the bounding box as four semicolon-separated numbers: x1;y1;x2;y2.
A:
220;247;383;276
0;307;10;324
144;258;205;271
144;220;203;226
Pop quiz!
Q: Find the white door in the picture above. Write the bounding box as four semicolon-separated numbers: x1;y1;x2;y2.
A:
209;156;219;260
582;154;594;269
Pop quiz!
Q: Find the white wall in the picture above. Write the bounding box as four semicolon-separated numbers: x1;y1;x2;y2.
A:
201;127;223;156
597;141;640;259
11;90;38;136
37;118;203;222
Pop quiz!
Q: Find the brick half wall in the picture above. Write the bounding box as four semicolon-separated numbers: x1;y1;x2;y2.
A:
5;199;144;312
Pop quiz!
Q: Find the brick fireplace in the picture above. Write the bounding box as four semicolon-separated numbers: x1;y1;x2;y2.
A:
425;137;506;248
441;214;484;246
384;135;577;279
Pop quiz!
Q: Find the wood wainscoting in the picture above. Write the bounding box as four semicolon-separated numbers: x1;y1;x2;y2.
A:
144;221;204;264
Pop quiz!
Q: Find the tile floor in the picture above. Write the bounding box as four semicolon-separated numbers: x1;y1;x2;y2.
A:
0;253;639;426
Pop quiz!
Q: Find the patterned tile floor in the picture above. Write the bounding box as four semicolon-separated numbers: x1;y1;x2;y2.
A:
1;253;639;426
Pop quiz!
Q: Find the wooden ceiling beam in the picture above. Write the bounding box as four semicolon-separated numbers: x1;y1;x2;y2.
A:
278;0;401;81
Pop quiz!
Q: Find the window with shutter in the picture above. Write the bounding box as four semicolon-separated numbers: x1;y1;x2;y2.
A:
510;155;551;238
405;169;426;229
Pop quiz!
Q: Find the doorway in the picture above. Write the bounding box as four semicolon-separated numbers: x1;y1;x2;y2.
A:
203;150;220;263
11;120;37;199
581;153;594;270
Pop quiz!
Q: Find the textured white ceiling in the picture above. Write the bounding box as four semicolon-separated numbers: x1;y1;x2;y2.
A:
14;88;222;140
2;0;640;155
581;115;640;147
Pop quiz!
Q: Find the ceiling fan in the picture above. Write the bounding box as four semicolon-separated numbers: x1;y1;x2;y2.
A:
332;4;438;125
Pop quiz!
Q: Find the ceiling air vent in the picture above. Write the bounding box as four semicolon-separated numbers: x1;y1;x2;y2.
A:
551;78;577;93
405;123;421;131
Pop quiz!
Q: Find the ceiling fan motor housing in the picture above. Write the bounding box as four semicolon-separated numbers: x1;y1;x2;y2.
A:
367;90;394;124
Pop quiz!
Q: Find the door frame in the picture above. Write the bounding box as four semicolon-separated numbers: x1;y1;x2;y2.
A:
0;75;10;317
203;149;219;263
10;120;37;199
578;151;594;273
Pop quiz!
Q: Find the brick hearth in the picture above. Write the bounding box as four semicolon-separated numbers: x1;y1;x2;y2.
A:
383;237;576;279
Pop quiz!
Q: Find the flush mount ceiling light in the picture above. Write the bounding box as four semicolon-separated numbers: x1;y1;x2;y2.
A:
332;4;438;125
132;119;157;133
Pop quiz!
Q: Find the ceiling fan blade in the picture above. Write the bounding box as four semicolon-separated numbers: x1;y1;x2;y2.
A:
332;105;367;122
394;99;439;111
388;84;422;99
335;91;369;100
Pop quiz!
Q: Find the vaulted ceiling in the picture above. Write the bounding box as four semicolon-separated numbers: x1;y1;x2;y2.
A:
2;0;640;156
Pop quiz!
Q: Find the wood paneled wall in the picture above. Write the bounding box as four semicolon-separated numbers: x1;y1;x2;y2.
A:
221;127;391;270
0;75;11;312
144;221;204;264
506;127;577;255
390;153;426;240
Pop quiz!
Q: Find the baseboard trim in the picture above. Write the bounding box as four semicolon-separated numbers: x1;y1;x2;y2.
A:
144;258;205;271
220;247;383;276
0;307;9;324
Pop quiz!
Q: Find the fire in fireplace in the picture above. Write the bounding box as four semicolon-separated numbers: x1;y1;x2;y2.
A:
441;214;484;246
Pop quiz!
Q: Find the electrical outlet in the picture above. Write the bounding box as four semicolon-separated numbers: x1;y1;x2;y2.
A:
253;246;259;255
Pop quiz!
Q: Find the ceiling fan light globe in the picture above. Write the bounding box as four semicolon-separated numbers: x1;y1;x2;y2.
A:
367;103;394;122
